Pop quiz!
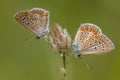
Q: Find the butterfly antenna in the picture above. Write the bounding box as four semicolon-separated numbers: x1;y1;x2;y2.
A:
82;56;93;71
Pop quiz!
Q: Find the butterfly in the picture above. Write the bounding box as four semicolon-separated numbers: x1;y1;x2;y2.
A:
73;23;115;58
14;8;49;39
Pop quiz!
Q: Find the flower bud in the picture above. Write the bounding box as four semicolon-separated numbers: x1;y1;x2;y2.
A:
49;23;72;54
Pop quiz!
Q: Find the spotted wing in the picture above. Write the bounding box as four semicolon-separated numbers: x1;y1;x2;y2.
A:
73;23;115;55
81;34;115;54
74;23;102;52
15;8;49;38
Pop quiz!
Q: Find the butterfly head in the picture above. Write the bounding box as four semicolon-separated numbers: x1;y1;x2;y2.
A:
35;26;49;39
72;42;81;58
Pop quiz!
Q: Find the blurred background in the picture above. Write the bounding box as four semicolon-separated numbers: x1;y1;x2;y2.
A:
0;0;119;80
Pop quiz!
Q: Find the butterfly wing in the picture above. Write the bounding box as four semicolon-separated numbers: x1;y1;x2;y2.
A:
15;8;49;38
73;23;114;57
81;34;115;54
73;23;101;51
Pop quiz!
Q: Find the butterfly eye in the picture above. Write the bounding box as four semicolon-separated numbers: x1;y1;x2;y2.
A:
76;54;81;58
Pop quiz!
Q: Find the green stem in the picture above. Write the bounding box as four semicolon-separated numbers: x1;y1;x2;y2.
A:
62;53;66;80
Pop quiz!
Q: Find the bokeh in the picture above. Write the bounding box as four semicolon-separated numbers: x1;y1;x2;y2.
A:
0;0;119;80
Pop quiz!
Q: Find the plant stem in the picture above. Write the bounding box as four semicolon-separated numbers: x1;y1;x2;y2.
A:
62;53;66;80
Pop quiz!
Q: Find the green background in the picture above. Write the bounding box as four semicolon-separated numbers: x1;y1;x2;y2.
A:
0;0;119;80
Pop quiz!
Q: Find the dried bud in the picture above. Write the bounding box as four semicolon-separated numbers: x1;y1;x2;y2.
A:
49;23;72;54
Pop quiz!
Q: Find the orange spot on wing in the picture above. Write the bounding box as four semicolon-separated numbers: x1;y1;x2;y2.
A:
89;27;93;32
94;40;98;43
94;36;99;43
92;28;98;35
17;13;28;20
85;27;89;31
95;35;98;39
31;10;48;17
80;27;85;31
42;13;48;16
101;38;108;46
29;15;33;20
30;10;48;20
